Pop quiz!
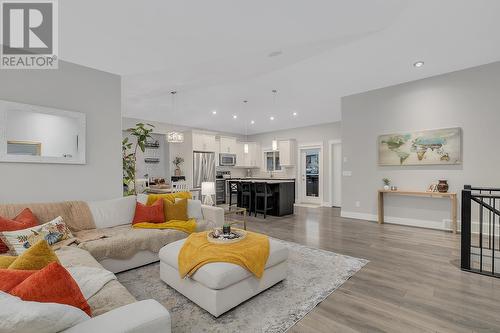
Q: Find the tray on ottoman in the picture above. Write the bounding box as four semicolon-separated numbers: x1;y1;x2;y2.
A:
158;238;288;317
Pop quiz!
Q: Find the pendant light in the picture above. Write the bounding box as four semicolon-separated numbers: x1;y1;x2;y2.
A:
243;100;249;154
167;91;184;143
271;89;278;151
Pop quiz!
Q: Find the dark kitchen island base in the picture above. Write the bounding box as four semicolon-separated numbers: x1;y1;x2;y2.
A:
232;179;295;217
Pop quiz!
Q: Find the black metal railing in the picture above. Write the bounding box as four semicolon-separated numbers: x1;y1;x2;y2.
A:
461;185;500;278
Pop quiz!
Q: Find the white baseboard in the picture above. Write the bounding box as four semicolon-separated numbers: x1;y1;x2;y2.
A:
341;210;459;232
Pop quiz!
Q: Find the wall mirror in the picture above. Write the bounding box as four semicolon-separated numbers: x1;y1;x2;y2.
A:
0;100;86;164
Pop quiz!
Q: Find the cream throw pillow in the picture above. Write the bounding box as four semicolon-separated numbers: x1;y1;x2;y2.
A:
0;216;73;255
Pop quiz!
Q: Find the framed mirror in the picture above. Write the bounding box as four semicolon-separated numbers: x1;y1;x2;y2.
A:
0;100;86;164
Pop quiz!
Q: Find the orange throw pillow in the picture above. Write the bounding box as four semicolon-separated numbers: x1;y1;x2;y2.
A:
0;269;37;292
0;208;39;253
9;262;91;316
132;199;164;224
164;198;188;221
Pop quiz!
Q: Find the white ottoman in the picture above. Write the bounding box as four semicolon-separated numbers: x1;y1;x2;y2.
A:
159;238;288;317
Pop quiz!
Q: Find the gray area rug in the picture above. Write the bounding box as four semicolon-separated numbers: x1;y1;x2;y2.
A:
117;239;368;333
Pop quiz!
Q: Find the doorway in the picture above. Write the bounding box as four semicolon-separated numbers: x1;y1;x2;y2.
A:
329;140;342;207
298;144;323;205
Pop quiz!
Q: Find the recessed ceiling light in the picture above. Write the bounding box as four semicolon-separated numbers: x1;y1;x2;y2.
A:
292;112;298;116
250;120;255;125
212;110;217;115
232;115;237;119
270;116;275;121
413;61;424;68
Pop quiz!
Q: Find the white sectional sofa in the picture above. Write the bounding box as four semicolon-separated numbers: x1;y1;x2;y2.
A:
0;194;225;332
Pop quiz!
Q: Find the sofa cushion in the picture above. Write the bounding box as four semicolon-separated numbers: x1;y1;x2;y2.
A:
159;238;288;290
0;291;89;333
87;196;137;229
146;192;192;205
56;246;136;317
175;198;203;220
75;220;213;262
132;199;164;225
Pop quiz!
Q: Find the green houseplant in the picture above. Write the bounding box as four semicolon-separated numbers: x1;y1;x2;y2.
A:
382;178;391;190
122;123;154;195
172;156;184;176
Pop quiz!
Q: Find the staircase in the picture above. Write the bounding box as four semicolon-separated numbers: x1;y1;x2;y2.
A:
461;185;500;277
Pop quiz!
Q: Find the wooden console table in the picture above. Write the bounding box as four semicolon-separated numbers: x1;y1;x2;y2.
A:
377;190;458;233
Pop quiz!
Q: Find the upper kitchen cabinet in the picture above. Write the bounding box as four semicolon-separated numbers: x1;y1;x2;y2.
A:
278;139;296;166
192;132;217;152
235;142;261;168
219;136;239;154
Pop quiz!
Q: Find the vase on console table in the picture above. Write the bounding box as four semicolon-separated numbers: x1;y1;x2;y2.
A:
437;180;449;193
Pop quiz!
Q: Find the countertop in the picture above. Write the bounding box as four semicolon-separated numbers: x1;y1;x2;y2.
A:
226;178;295;184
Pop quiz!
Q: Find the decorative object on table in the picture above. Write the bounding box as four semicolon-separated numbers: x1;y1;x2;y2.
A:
201;181;215;206
427;183;438;192
437;179;449;193
222;223;231;235
390;186;398;191
122;123;155;195
207;227;247;244
382;178;391;190
378;127;461;166
172;156;184;176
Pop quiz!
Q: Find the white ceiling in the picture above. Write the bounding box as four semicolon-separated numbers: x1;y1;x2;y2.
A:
60;0;500;134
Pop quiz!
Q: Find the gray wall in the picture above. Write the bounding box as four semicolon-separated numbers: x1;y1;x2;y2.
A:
341;61;500;230
0;61;122;203
249;122;341;204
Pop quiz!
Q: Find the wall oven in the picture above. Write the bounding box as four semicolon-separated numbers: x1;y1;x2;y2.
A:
219;153;236;166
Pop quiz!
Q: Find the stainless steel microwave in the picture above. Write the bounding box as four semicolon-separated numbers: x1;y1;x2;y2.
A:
219;153;236;166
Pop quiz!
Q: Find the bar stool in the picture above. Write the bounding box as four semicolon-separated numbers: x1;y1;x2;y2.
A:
239;182;252;212
254;182;273;218
228;181;239;207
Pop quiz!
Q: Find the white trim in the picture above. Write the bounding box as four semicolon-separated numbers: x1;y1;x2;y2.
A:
297;143;323;204
328;140;342;207
340;210;460;232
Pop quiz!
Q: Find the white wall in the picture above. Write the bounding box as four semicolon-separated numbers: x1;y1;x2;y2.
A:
248;122;341;205
0;61;122;203
341;61;500;231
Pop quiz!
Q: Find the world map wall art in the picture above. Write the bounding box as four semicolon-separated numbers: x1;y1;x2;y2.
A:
378;127;462;166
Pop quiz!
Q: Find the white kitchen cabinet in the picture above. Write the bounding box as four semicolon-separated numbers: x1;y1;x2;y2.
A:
278;139;296;166
219;136;238;154
192;132;217;152
236;142;261;168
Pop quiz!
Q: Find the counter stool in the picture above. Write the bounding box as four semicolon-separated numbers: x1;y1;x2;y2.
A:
254;182;273;218
228;181;239;207
239;182;253;212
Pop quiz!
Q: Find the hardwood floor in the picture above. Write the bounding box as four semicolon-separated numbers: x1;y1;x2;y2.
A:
237;206;500;333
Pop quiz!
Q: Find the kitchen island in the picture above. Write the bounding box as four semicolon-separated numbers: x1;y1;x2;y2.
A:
228;178;295;216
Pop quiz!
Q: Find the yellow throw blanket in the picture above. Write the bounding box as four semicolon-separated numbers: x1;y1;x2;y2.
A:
178;230;270;279
132;219;197;234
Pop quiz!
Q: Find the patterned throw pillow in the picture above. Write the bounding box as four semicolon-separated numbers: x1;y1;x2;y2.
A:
0;216;73;255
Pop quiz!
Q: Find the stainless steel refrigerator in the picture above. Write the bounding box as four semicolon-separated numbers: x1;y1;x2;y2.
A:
193;151;216;189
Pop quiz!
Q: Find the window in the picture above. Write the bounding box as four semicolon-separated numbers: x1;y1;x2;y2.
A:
265;151;281;171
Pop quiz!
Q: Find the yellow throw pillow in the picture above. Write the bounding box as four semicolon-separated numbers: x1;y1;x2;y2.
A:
164;198;189;222
0;255;17;268
147;192;192;206
8;239;59;270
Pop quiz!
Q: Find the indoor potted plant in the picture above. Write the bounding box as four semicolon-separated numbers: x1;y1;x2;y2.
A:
122;123;154;195
382;178;391;190
172;156;184;176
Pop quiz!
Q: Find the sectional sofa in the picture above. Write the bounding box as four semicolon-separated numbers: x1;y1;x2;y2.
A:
0;194;225;333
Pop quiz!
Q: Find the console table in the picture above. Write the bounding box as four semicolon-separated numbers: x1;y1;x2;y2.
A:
377;190;458;233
